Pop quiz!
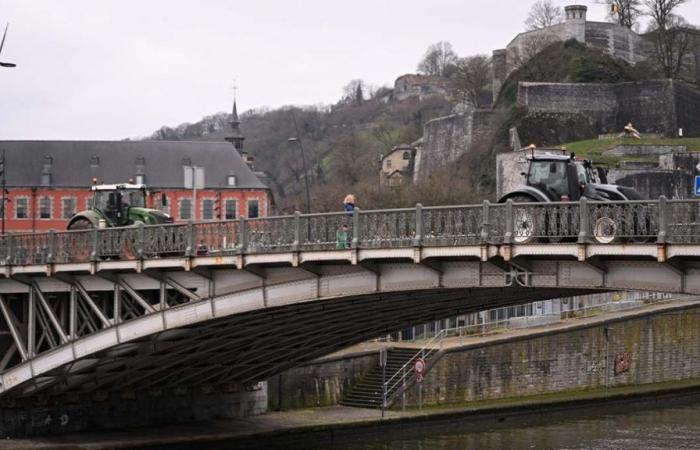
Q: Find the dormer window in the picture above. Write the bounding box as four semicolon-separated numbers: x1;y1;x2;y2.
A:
135;174;145;185
90;156;100;168
42;155;53;186
227;174;237;186
182;157;191;166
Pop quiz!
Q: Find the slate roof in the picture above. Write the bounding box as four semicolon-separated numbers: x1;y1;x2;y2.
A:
0;140;268;189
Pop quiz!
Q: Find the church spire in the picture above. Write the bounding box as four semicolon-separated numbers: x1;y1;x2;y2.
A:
225;86;245;152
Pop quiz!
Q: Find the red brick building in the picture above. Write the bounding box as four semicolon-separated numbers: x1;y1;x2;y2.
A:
0;101;271;233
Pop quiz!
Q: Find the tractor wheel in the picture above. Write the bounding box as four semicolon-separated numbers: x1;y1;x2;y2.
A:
66;219;94;262
593;216;618;244
68;218;93;230
510;195;538;244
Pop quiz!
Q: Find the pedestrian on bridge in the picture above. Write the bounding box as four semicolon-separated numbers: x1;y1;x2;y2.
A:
343;194;355;215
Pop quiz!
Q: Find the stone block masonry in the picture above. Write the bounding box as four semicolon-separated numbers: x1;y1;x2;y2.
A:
403;304;700;407
271;303;700;412
414;110;494;181
517;80;699;137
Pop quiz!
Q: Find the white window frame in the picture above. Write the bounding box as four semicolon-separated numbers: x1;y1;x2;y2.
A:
179;198;192;220
61;197;77;219
224;199;238;220
15;197;29;220
38;196;53;220
201;198;216;221
247;199;260;219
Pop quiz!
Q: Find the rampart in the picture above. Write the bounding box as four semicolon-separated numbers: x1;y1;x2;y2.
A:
414;110;494;181
517;80;699;136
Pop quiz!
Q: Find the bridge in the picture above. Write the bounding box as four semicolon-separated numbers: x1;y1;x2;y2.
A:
0;197;698;405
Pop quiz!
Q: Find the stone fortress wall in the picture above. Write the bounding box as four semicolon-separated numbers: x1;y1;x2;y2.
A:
493;5;648;101
515;79;694;136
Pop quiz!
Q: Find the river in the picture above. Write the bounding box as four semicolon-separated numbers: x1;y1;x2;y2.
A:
317;403;700;450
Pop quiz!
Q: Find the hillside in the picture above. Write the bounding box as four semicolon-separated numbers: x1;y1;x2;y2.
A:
149;94;453;211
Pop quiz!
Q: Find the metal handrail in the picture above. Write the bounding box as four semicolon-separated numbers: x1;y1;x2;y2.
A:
1;196;699;265
381;329;448;408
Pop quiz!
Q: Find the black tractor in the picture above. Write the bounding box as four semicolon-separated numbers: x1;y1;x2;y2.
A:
498;151;644;243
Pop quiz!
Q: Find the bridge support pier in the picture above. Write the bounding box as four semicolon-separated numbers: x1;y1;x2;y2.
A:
0;382;267;437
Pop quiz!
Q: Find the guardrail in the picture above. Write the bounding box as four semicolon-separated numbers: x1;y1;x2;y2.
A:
2;197;700;265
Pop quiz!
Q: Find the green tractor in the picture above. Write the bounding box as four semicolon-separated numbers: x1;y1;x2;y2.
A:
67;183;173;230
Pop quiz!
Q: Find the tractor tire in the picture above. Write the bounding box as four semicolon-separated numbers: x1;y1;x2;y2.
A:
66;219;94;262
68;218;93;230
510;195;538;244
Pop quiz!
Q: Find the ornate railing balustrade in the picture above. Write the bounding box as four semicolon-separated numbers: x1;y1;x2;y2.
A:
1;197;699;266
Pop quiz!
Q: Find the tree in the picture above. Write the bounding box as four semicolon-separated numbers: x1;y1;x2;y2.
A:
643;0;691;78
417;41;458;77
597;0;643;29
342;79;365;105
508;32;560;69
451;55;492;108
525;0;564;30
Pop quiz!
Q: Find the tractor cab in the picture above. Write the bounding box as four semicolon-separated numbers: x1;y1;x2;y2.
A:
525;154;600;202
67;182;172;230
91;184;148;226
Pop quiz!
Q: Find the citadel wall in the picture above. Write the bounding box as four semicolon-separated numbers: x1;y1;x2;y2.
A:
516;80;693;136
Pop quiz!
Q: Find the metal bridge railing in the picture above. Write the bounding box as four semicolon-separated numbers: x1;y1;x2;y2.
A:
1;197;699;265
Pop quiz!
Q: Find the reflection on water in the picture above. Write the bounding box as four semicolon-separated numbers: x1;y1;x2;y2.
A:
185;398;700;450
318;403;700;450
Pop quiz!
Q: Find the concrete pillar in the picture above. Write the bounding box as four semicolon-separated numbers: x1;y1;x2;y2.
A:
564;5;587;44
492;49;507;104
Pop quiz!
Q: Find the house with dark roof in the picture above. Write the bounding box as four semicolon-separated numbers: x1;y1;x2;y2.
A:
0;101;271;233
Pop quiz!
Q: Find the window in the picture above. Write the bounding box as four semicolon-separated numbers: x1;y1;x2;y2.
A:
62;198;77;219
227;175;237;187
135;174;145;185
225;199;237;220
15;198;28;219
403;151;411;160
179;199;192;220
202;199;214;220
39;197;52;219
385;160;392;169
247;199;259;218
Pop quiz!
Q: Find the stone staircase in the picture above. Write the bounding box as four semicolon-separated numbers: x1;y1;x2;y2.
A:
340;347;428;409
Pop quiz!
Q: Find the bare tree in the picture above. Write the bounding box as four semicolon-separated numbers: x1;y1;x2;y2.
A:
417;41;458;77
597;0;643;28
525;0;564;30
342;79;365;105
508;32;560;69
451;55;492;108
643;0;691;78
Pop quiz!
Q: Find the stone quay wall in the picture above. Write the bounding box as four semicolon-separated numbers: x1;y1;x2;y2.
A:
274;304;700;411
268;351;377;411
402;304;700;407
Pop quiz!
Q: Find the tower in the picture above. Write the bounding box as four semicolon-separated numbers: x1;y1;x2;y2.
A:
225;97;245;153
564;5;587;44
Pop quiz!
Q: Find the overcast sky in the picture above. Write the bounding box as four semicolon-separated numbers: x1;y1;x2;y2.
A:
0;0;698;140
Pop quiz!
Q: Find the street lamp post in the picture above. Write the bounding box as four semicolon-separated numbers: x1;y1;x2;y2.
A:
288;137;311;214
